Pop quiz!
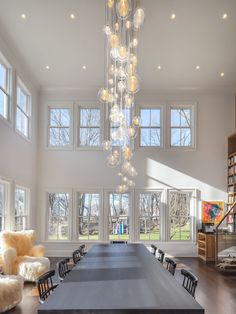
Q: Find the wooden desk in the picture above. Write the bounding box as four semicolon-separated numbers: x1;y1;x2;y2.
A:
38;244;204;314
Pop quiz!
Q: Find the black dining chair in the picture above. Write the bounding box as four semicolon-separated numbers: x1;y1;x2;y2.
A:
79;244;87;256
110;240;128;244
157;249;165;264
181;269;198;298
151;244;157;256
165;257;177;276
36;270;58;304
73;249;82;264
57;258;71;281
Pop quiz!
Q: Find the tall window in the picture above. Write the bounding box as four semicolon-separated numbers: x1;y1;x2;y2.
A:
169;190;192;241
110;108;131;146
16;82;31;138
15;186;29;231
78;193;100;240
139;192;161;241
0;181;9;232
78;108;100;147
48;108;71;147
170;107;193;147
48;193;69;240
140;108;161;146
109;193;129;240
0;60;10;120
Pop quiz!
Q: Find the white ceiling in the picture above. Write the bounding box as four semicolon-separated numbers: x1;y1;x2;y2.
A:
0;0;236;92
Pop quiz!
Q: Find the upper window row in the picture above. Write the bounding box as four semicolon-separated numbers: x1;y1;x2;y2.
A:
0;55;31;139
47;105;195;149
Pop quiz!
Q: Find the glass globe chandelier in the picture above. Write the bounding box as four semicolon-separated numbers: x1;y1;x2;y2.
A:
99;0;145;193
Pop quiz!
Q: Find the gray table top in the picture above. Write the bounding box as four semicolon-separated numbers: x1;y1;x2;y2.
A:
38;243;204;314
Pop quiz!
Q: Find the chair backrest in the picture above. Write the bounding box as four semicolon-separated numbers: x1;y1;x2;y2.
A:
151;244;157;256
36;270;57;303
57;258;70;281
79;244;86;256
73;249;81;264
110;241;127;244
165;257;177;276
181;269;198;298
157;249;165;263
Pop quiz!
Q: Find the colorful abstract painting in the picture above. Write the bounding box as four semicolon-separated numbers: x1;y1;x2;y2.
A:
201;201;224;224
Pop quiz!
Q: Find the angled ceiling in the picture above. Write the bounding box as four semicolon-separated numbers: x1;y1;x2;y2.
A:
0;0;236;92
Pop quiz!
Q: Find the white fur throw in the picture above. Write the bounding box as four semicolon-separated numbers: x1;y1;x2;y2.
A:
0;275;23;313
17;256;50;282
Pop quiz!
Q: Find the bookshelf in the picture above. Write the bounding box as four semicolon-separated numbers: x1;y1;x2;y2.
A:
198;232;215;262
227;133;236;230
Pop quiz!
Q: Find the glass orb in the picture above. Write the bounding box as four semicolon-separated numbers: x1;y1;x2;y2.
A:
108;78;114;86
107;93;114;103
118;46;127;60
110;34;119;48
129;166;138;177
124;94;134;108
111;48;119;60
131;54;138;66
107;154;119;167
122;176;128;183
117;68;126;81
103;25;111;36
116;0;131;19
116;184;123;193
122;184;128;192
107;0;114;8
127;64;134;76
122;161;131;173
117;172;123;177
98;88;109;103
126;20;132;29
134;7;145;28
127;126;136;138
102;140;111;152
132;116;140;126
127;75;139;93
128;179;135;187
113;149;119;156
116;127;125;141
111;104;119;114
115;22;119;31
122;146;133;160
132;38;138;48
109;64;115;76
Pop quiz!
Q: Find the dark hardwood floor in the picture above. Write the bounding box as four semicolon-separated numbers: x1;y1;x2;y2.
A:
8;257;236;314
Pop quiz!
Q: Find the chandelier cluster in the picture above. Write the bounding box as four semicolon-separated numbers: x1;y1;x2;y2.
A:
99;0;145;193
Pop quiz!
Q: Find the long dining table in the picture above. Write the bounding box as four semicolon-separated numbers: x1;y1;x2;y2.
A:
38;243;204;314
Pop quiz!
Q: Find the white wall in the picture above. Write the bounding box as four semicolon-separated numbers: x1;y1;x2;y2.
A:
0;34;39;230
37;89;235;256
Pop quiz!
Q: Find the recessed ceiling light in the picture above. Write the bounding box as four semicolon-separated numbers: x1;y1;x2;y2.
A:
21;13;26;20
222;13;228;19
70;13;75;19
157;65;162;70
220;72;225;77
196;65;200;70
82;65;86;70
171;13;176;20
45;65;50;70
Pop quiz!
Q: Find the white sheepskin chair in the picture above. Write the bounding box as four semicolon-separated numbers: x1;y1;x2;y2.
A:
0;230;50;282
0;275;23;313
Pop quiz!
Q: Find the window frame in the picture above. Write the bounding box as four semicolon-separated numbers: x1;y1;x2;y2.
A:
77;103;103;150
167;103;196;150
167;189;196;242
45;190;72;242
47;102;73;150
14;184;30;231
15;78;31;140
0;53;12;123
137;105;164;149
76;190;102;242
0;178;10;232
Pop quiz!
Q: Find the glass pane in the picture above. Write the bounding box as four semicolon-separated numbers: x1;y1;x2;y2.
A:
180;109;191;127
150;109;160;127
171;128;181;146
89;216;99;240
59;128;70;146
17;86;27;112
48;216;58;240
0;63;7;90
80;108;100;127
140;218;150;240
49;128;60;146
16;108;28;137
50;108;70;127
58;216;68;240
140;128;150;146
169;191;191;217
15;188;26;216
181;128;191;146
48;193;69;216
0;184;3;216
109;216;129;240
50;109;61;126
149;217;160;240
0;89;8;119
140;109;150;126
180;217;191;240
78;216;89;240
170;217;180;240
60;109;70;126
79;193;99;217
80;128;100;146
140;192;161;216
150;128;161;146
171;109;181;127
